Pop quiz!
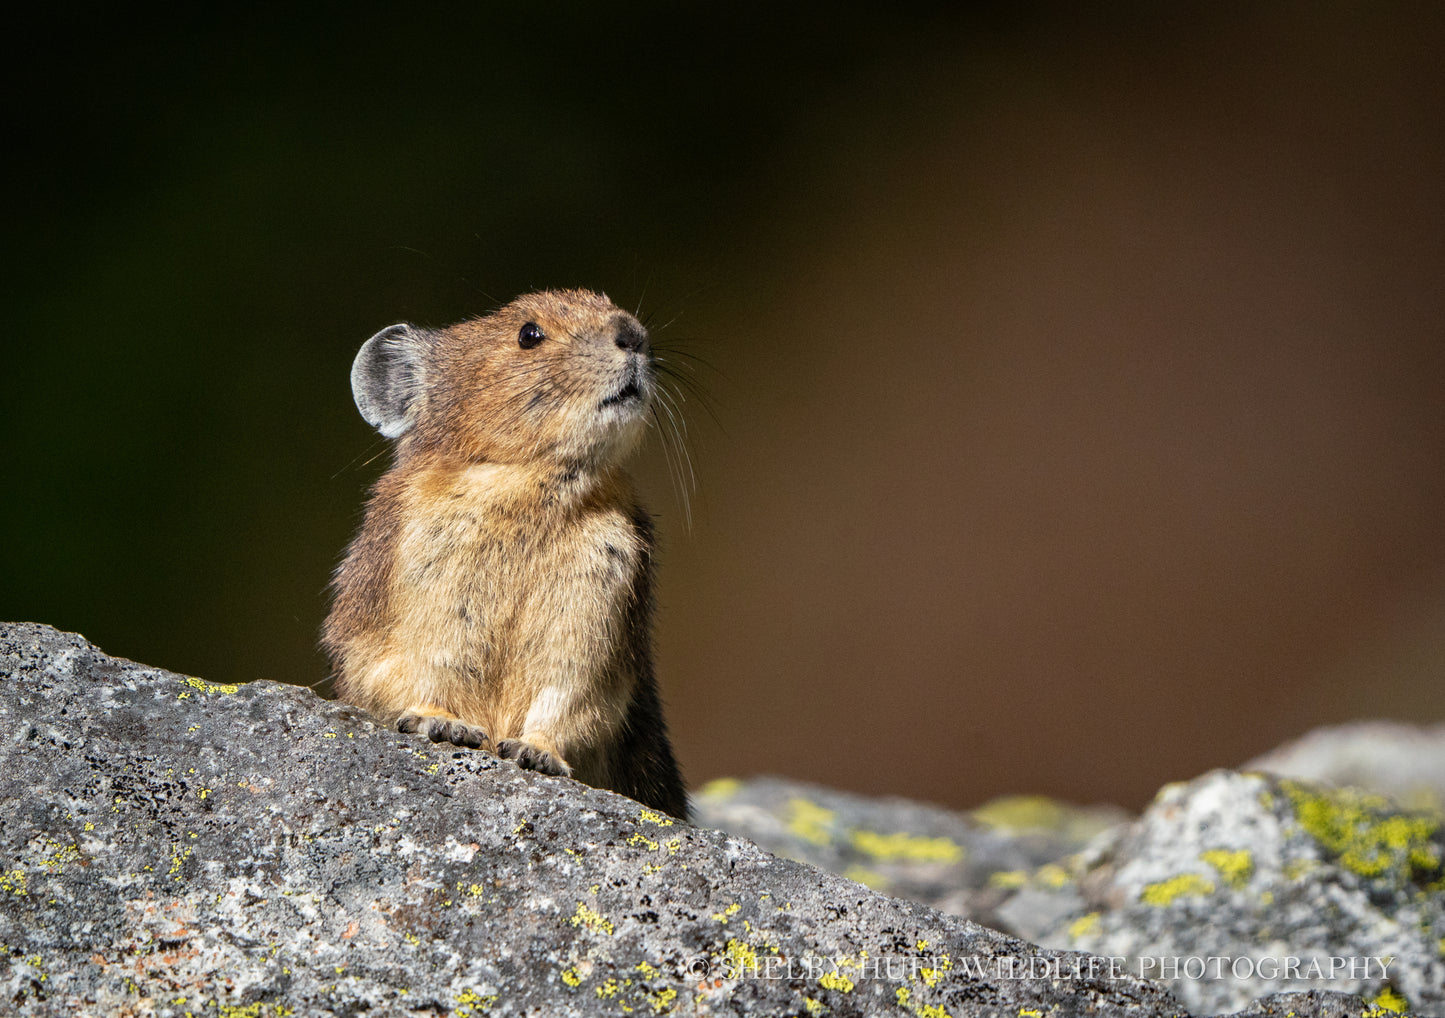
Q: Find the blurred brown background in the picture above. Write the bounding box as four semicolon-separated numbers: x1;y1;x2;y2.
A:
5;4;1443;810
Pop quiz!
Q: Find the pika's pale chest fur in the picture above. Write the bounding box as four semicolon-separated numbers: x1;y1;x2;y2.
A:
323;289;687;819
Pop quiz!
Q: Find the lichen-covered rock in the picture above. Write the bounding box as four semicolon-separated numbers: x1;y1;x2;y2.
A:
1247;721;1445;812
690;776;1127;930
0;622;1193;1018
691;769;1445;1016
1004;770;1445;1015
1222;989;1412;1017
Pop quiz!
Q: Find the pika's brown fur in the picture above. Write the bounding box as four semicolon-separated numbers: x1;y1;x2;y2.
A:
323;289;688;819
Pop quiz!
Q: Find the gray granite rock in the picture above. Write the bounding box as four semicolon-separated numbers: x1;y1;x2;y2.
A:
1222;989;1412;1017
690;776;1127;932
1247;721;1445;811
999;771;1444;1015
0;622;1192;1018
694;770;1445;1015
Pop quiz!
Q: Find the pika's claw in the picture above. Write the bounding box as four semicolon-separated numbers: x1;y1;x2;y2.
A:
496;739;572;777
397;712;489;750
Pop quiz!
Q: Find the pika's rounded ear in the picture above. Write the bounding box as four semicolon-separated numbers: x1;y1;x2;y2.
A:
351;324;426;438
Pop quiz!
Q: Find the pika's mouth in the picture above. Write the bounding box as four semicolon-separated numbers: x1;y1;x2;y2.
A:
599;378;643;410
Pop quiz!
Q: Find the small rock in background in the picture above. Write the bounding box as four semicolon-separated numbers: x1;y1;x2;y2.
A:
691;777;1127;929
1247;721;1445;812
1012;770;1444;1015
697;745;1445;1015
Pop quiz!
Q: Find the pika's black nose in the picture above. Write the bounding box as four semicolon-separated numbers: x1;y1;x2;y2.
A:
614;319;649;353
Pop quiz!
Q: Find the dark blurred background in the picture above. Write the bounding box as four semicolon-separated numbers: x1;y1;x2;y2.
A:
6;4;1444;810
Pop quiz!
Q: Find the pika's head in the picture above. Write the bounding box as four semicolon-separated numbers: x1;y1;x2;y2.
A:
351;289;653;467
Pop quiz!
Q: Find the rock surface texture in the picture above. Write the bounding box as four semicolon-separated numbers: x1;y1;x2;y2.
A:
998;771;1444;1015
0;621;1430;1017
693;766;1445;1014
0;622;1182;1018
1246;722;1445;812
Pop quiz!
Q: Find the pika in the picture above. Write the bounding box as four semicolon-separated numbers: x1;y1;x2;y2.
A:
323;289;688;819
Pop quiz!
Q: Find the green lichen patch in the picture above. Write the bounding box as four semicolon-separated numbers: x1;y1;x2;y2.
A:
1280;780;1444;883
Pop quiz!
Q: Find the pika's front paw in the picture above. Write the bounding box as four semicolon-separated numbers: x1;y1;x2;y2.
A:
397;712;490;750
496;739;572;777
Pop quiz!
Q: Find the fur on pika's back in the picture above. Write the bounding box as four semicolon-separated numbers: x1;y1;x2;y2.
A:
323;289;688;819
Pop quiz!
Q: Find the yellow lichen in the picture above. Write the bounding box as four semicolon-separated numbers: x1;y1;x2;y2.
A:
168;845;193;880
629;833;659;851
1139;873;1215;906
183;676;240;695
569;902;614;935
638;809;674;826
453;988;498;1016
217;1005;262;1018
919;954;952;988
1200;848;1254;889
848;830;963;864
699;777;742;799
787;799;837;845
710;902;740;924
561;967;581;987
818;970;854;992
897;983;952;1018
1368;987;1410;1014
1034;863;1070;889
987;870;1027;889
648;987;677;1013
971;796;1067;832
1067;912;1101;940
2;867;30;896
1281;780;1442;881
723;938;759;977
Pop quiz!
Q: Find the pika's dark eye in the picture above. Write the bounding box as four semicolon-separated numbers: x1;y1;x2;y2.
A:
518;322;545;349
